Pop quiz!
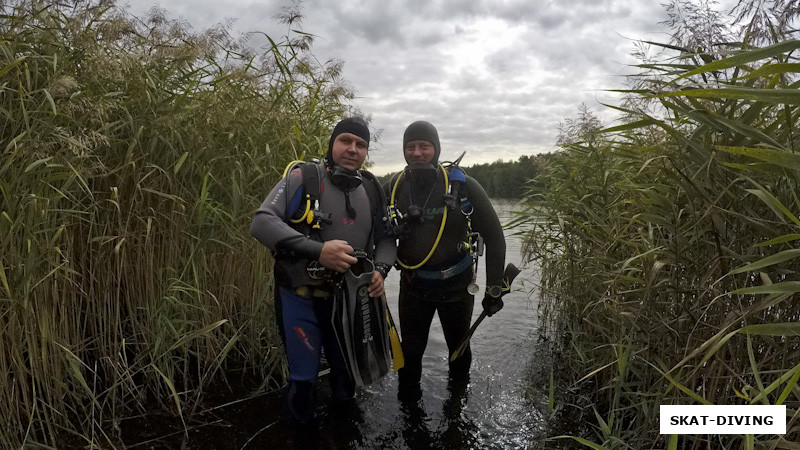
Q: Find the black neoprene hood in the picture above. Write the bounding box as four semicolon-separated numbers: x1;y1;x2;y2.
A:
325;117;370;169
403;120;441;165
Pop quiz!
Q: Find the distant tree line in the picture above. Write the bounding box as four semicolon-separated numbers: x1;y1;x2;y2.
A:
376;153;554;199
463;154;552;198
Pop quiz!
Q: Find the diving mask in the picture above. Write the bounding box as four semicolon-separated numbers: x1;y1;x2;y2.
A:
329;165;363;191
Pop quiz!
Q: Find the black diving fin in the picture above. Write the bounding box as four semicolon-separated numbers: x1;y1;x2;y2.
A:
331;252;393;386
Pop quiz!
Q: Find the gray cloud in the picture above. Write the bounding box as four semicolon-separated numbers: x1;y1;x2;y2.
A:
121;0;718;175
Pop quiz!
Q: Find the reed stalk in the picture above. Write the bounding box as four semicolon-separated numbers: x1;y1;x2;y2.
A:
520;30;800;450
1;1;349;446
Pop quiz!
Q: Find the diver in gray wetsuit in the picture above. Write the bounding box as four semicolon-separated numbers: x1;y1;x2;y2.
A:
251;117;396;423
384;120;506;402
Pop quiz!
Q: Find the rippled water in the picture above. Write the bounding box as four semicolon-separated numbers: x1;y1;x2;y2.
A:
123;199;553;449
304;199;551;449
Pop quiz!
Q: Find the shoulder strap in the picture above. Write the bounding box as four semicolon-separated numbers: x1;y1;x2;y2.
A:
445;165;471;213
283;160;323;226
301;162;322;204
360;170;388;217
359;169;389;255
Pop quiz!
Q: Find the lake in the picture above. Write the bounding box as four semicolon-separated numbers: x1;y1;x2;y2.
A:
122;199;553;449
277;198;550;449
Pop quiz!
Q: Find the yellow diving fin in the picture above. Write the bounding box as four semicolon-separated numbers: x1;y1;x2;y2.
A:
385;304;404;371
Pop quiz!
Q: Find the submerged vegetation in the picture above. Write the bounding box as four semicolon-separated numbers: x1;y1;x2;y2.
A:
1;1;349;446
519;0;800;448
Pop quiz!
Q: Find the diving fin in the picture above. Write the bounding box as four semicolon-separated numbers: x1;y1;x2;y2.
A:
331;278;357;380
385;302;404;372
331;253;392;386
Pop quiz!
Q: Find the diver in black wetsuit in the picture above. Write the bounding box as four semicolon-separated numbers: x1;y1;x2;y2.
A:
384;120;506;402
251;117;396;423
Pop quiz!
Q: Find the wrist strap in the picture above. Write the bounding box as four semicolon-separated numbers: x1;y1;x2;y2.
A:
375;262;391;279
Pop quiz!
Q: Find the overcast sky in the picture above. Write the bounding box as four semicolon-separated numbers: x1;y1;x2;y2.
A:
121;0;735;175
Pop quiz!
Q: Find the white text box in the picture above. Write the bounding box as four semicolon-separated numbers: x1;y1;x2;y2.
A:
660;405;785;434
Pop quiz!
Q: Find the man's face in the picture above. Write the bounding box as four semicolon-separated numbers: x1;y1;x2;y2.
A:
331;132;368;171
404;140;435;165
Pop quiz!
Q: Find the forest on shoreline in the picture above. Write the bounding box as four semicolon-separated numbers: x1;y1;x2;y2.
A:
376;152;553;199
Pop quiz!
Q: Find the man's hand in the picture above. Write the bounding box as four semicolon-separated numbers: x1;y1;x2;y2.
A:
319;240;357;272
368;270;385;298
481;294;504;316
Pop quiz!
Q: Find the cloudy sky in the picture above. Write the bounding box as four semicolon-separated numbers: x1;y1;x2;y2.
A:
121;0;735;175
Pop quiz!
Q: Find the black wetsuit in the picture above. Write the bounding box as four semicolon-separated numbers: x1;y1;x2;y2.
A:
385;166;506;397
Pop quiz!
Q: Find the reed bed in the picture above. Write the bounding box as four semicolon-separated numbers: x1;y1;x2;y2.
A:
518;19;800;450
0;1;348;446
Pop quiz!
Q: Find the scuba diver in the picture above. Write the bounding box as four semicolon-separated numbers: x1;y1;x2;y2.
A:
251;117;397;423
384;120;507;402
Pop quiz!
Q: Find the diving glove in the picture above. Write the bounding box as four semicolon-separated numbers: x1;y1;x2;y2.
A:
481;292;504;316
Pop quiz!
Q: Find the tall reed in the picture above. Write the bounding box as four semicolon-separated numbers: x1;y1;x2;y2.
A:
0;1;349;446
519;29;800;450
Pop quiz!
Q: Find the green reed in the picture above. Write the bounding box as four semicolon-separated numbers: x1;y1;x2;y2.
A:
518;35;800;449
0;1;349;446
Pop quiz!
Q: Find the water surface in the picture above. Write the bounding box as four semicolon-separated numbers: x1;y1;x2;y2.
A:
123;199;553;449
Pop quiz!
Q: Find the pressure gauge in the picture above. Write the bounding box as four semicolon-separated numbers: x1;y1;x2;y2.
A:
487;285;503;298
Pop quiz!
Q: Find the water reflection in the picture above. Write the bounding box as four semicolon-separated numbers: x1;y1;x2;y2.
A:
125;199;551;449
376;198;549;449
440;376;479;448
320;198;547;449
